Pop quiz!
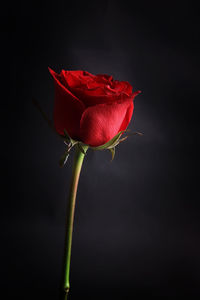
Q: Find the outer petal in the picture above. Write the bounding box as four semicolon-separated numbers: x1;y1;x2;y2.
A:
49;68;85;139
118;102;134;132
69;89;124;107
118;91;141;132
80;98;134;147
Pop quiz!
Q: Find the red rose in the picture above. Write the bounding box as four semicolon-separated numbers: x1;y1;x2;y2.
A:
49;68;141;147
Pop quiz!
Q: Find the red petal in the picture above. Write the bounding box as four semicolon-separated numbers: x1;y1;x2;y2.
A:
70;90;125;107
118;101;134;132
96;74;113;83
118;90;141;132
48;67;85;139
61;70;96;89
80;97;134;147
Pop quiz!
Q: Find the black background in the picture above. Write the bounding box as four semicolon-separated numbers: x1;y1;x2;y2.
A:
1;1;200;299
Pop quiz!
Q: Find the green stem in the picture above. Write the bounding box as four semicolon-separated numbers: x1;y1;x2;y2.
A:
63;144;88;300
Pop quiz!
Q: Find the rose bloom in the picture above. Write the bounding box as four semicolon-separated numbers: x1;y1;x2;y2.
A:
49;68;141;147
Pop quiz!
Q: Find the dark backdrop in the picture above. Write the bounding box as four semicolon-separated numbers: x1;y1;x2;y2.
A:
2;1;200;299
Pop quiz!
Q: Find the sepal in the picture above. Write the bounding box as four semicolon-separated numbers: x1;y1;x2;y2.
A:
90;130;143;161
60;128;143;166
109;147;115;161
60;130;89;167
59;151;70;167
78;143;87;155
59;129;78;167
91;131;125;151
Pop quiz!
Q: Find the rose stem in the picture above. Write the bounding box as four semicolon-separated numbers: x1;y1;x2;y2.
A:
62;144;88;300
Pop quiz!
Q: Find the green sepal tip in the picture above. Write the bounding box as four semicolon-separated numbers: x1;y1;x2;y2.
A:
109;147;115;161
